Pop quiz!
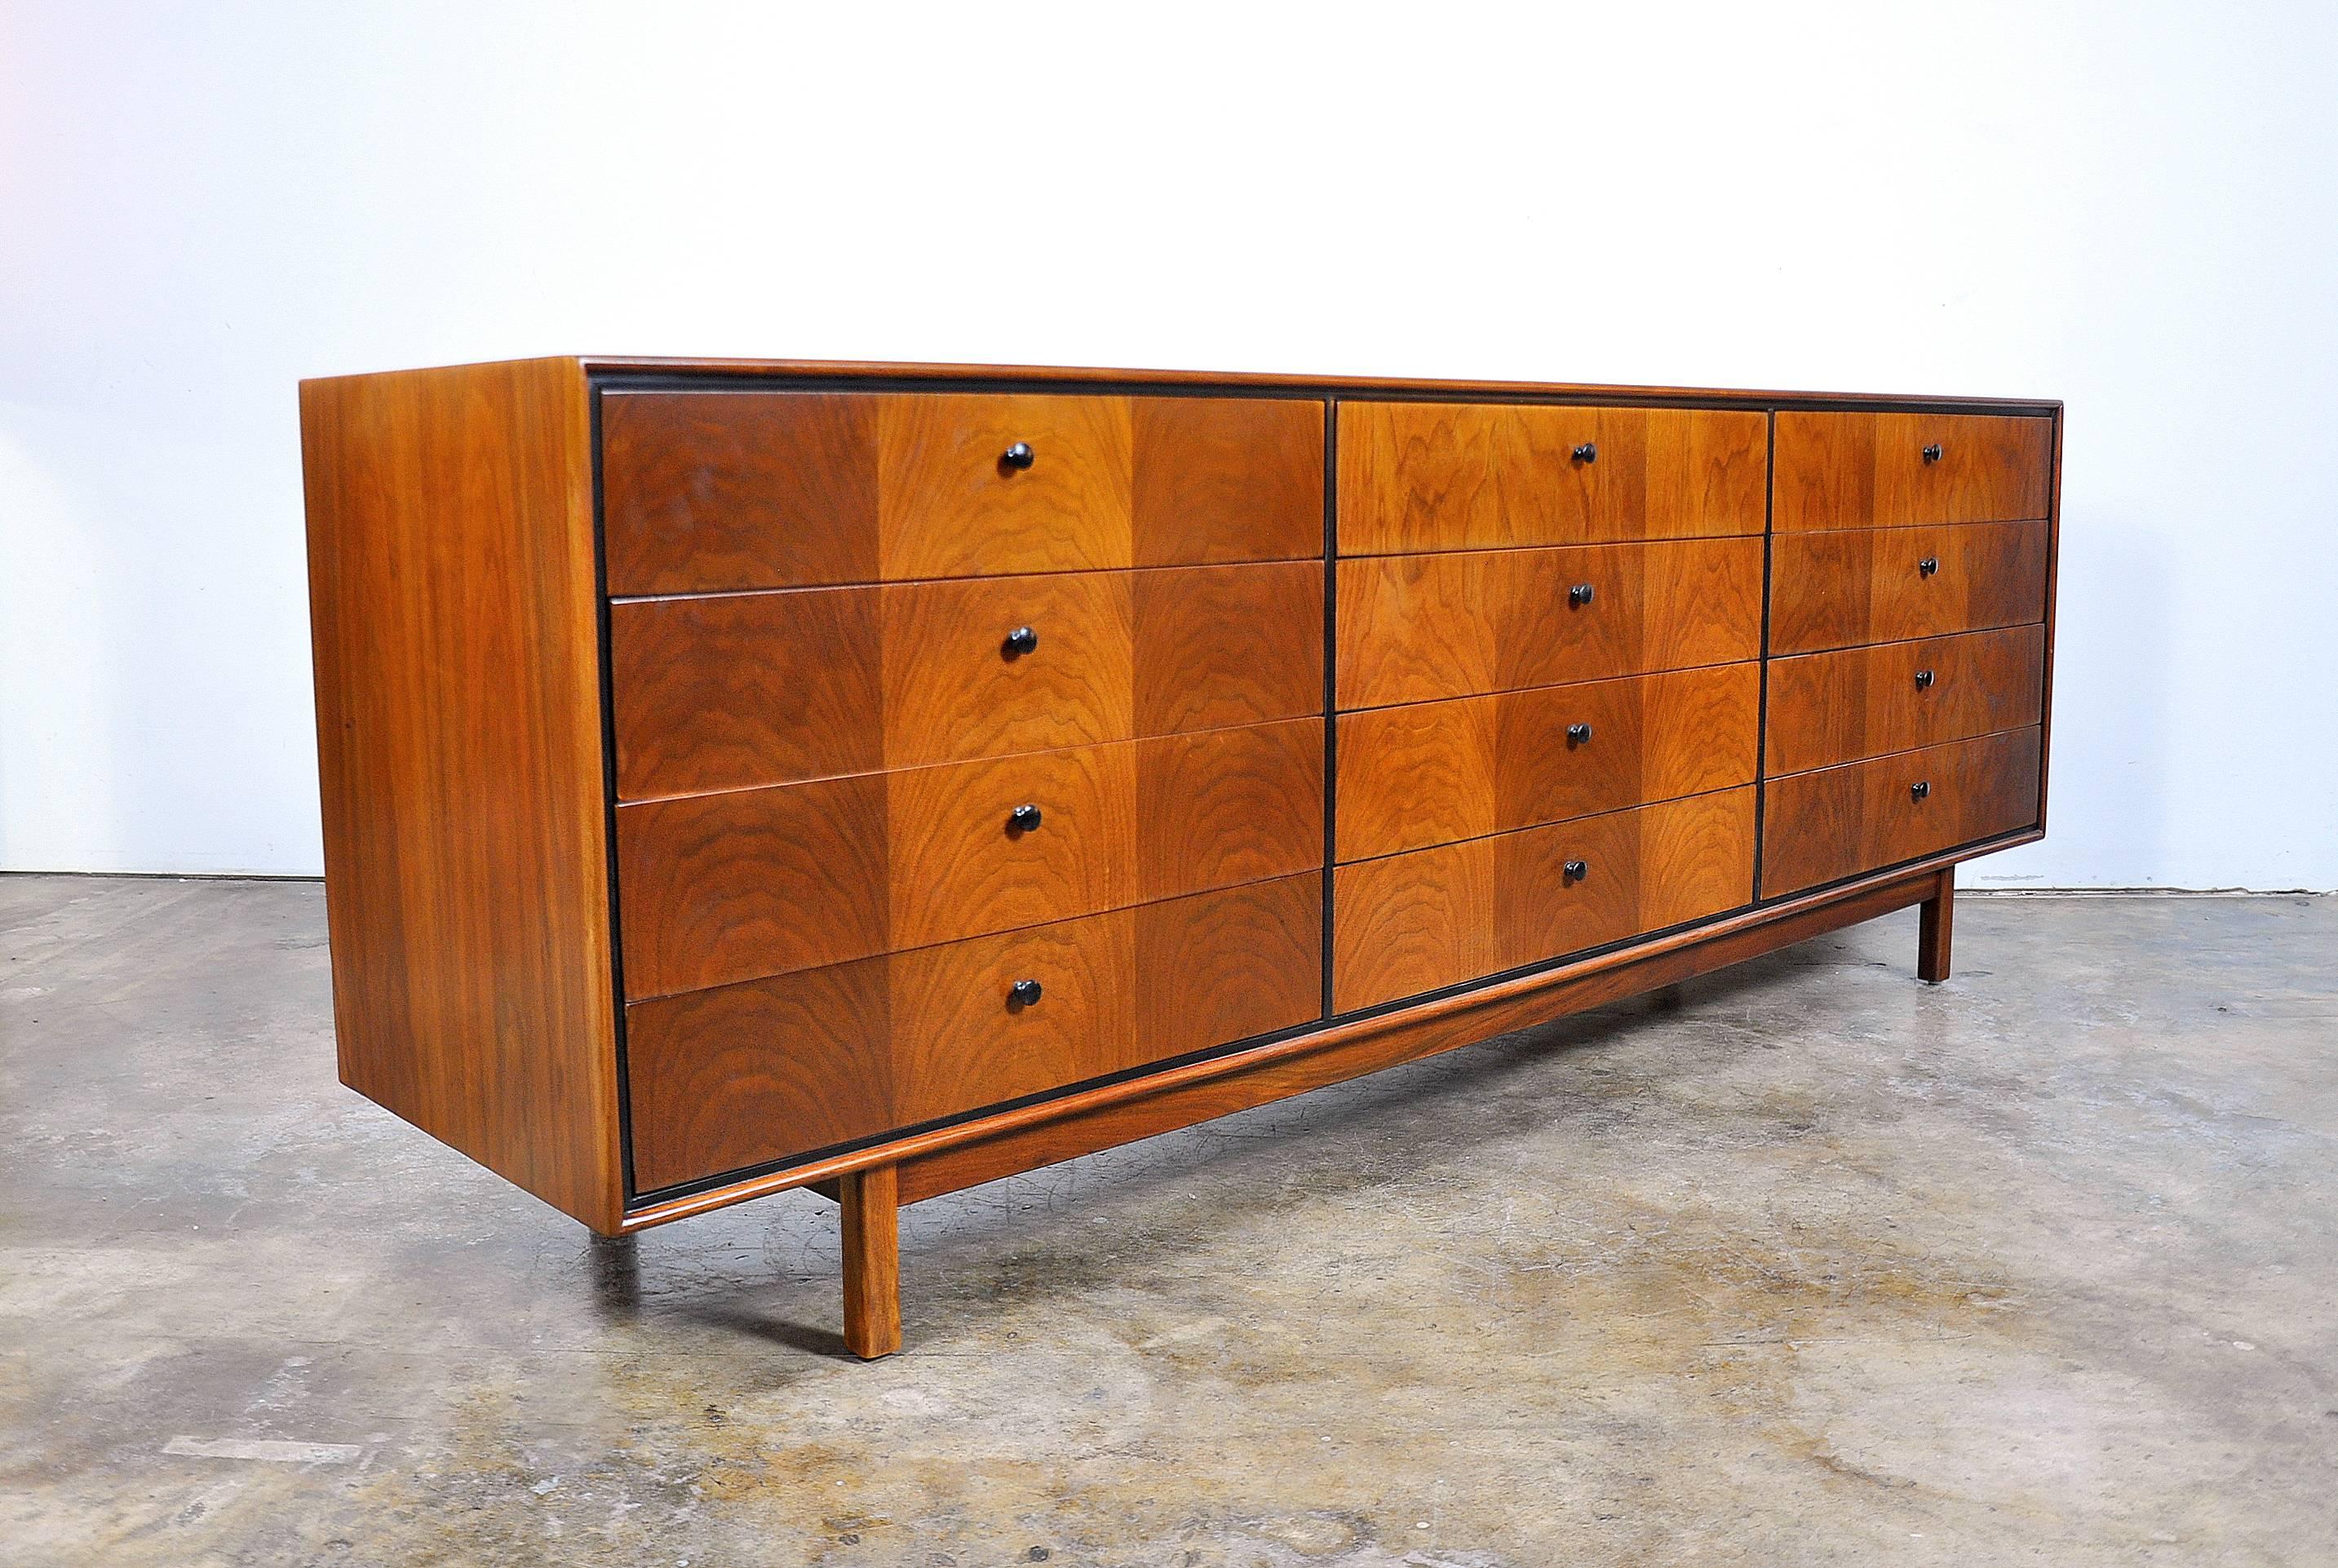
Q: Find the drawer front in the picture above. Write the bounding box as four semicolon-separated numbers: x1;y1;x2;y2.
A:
1773;411;2053;531
1331;786;1754;1013
1338;402;1768;555
1759;728;2042;898
1765;625;2046;777
891;874;1323;1125
616;718;1324;999
1769;519;2048;656
610;560;1324;799
1335;663;1759;862
1337;538;1763;710
623;947;894;1192
603;390;1323;595
623;875;1323;1189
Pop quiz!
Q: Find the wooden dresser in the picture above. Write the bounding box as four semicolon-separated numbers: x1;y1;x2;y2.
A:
300;358;2059;1357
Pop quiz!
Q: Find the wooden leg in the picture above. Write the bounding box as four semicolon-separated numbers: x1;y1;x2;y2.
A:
1918;867;1955;985
839;1164;901;1359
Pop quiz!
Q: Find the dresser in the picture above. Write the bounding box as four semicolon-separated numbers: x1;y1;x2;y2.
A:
300;358;2059;1357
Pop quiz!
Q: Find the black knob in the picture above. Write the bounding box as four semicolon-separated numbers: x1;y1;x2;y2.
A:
1569;582;1595;608
1911;781;1931;801
1918;556;1940;577
1008;804;1043;833
1002;441;1035;471
1562;859;1588;882
1921;443;1943;463
1914;668;1936;690
1567;722;1592;745
1573;442;1597;463
1009;978;1043;1008
1003;625;1038;656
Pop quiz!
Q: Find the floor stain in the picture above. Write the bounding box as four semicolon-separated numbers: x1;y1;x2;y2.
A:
3;880;2336;1564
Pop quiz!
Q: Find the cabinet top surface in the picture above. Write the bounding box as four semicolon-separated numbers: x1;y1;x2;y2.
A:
303;356;2061;415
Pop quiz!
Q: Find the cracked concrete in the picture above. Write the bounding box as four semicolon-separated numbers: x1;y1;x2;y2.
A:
2;875;2333;1564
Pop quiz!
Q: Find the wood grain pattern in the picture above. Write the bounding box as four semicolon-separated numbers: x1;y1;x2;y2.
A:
903;875;1326;1128
1336;663;1759;861
603;389;878;596
1331;786;1755;1012
1919;867;1955;984
876;392;1133;578
1131;561;1325;737
1769;520;2048;656
616;719;1323;999
839;1164;901;1358
1131;720;1326;901
311;353;2058;1326
1773;411;2052;531
299;357;623;1232
1132;396;1325;565
618;769;893;1001
1132;871;1322;1061
888;907;1138;1123
609;561;1322;800
622;875;1322;1189
1336;538;1763;710
1760;728;2043;898
610;582;892;800
1338;402;1767;555
602;390;1324;594
625;950;894;1192
1765;625;2046;777
882;859;1954;1207
879;570;1133;774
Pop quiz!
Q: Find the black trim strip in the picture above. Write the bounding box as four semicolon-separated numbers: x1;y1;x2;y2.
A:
1752;410;1777;901
1320;398;1339;1022
591;369;2057;420
585;384;639;1204
625;817;2047;1212
586;364;2054;1217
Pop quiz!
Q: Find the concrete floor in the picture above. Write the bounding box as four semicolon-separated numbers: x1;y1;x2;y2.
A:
2;878;2333;1566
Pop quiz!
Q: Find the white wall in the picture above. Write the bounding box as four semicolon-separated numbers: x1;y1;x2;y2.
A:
2;1;2332;887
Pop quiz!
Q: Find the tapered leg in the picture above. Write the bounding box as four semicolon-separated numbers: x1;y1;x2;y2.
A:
839;1164;901;1359
1918;867;1955;985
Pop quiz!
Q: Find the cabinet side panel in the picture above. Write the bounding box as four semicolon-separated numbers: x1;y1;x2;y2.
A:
300;357;622;1231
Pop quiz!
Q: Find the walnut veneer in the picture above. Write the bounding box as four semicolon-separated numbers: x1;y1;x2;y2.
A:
301;358;2060;1358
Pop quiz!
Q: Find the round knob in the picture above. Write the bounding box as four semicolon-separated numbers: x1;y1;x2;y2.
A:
1573;442;1597;463
1911;780;1932;801
1008;803;1043;833
1567;722;1592;745
1563;859;1589;882
1009;978;1043;1007
1918;556;1940;577
1003;625;1038;656
1921;443;1943;463
1002;441;1036;471
1914;668;1937;690
1569;582;1595;608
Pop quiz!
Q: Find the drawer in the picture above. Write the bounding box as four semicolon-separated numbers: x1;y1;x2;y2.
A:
610;560;1324;799
1338;402;1768;554
1769;519;2048;656
1336;663;1759;862
1765;625;2046;777
616;718;1325;999
602;390;1324;594
1759;728;2042;898
1773;411;2053;531
1331;786;1754;1013
623;874;1323;1189
1336;538;1763;710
